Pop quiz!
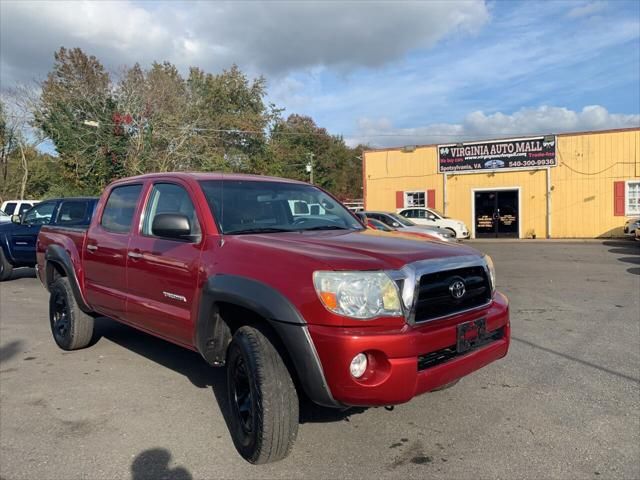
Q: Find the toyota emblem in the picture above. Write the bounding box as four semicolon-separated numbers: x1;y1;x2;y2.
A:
449;279;466;299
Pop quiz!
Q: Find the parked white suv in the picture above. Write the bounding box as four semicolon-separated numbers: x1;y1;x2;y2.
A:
1;200;40;217
398;207;469;238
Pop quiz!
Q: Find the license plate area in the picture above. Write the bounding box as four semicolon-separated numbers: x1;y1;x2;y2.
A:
456;317;487;353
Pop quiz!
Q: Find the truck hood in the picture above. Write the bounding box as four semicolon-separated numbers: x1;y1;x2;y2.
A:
225;228;481;271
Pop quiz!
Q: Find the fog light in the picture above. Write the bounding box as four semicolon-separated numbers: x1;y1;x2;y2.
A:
350;353;368;378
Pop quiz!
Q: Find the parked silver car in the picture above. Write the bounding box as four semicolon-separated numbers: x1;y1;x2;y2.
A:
362;211;456;241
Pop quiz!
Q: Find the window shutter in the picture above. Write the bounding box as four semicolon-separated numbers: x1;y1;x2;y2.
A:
396;191;404;208
427;189;436;209
614;181;625;216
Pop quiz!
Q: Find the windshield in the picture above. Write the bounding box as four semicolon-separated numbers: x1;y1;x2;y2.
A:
370;218;393;231
388;213;415;227
199;180;364;234
429;208;445;219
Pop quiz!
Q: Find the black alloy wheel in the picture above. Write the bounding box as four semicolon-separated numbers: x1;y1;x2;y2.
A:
51;289;71;344
230;354;254;436
48;277;94;350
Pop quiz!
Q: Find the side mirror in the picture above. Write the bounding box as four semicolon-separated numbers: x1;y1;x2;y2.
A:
428;214;436;220
392;222;400;227
152;213;192;240
11;214;21;224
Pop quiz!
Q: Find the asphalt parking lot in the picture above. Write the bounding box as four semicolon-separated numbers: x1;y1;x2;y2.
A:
1;240;639;479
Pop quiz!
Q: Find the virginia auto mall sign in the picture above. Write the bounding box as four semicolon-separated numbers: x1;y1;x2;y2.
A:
438;136;557;173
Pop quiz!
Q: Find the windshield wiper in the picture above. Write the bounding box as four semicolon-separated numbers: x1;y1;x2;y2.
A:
226;227;293;235
299;225;353;231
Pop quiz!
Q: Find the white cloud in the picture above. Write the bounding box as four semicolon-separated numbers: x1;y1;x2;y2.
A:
0;0;489;86
347;105;640;147
567;1;607;18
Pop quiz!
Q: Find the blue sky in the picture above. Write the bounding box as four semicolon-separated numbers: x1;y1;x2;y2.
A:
1;0;639;148
266;0;640;145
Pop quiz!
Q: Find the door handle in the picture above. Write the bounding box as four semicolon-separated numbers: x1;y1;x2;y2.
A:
128;251;143;259
87;245;98;252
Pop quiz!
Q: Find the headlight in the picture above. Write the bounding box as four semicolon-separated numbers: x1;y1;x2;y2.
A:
434;231;455;242
484;254;496;294
313;271;403;319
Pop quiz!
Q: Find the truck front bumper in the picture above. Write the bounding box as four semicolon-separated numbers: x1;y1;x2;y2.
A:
308;292;510;407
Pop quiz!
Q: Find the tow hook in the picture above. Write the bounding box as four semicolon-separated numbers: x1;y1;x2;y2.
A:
384;405;394;412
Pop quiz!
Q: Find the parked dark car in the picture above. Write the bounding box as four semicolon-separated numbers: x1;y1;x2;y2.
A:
0;197;97;281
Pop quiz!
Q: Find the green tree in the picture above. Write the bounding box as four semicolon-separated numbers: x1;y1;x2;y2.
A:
0;100;18;186
269;115;362;199
35;47;127;194
29;48;363;200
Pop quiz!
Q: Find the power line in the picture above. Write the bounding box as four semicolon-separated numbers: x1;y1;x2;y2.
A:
1;112;580;139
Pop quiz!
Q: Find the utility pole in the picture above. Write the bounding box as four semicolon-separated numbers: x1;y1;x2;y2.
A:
306;153;314;184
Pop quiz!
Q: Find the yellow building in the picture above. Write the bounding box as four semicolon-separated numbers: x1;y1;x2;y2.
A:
362;127;640;238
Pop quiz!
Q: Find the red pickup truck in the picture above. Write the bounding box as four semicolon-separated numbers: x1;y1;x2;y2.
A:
37;172;510;463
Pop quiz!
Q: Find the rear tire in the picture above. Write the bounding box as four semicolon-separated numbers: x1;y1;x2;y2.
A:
49;277;94;350
226;326;299;464
0;249;13;281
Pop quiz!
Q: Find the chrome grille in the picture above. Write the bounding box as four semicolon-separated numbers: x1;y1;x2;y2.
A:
414;266;491;322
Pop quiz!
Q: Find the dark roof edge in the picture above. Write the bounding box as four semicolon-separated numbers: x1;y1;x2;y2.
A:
363;126;640;154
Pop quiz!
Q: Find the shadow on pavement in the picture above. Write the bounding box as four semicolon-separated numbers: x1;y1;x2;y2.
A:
92;317;215;388
0;339;23;363
93;317;366;430
131;448;191;480
512;336;639;384
602;240;640;275
618;256;640;265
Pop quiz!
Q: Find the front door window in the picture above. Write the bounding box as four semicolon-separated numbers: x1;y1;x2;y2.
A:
22;202;55;225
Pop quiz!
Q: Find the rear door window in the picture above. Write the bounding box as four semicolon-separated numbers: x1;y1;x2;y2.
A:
18;203;33;215
57;201;91;226
101;185;143;233
3;202;17;215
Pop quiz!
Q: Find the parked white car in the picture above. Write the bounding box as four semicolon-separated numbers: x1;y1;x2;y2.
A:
1;200;40;217
397;207;469;238
624;217;640;237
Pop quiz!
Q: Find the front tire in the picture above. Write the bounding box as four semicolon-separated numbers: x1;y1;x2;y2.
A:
445;227;458;238
0;249;13;281
226;326;299;464
49;277;94;350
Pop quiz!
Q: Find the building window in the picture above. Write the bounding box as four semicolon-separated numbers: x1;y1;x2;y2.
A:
405;191;425;207
627;180;640;215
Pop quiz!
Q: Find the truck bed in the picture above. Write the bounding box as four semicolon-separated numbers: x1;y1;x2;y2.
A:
36;225;89;289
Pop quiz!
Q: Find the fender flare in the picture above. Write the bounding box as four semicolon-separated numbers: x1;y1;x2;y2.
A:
44;245;93;314
196;274;341;408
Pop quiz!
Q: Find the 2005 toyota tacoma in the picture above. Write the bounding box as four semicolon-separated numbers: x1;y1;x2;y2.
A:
36;172;510;463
